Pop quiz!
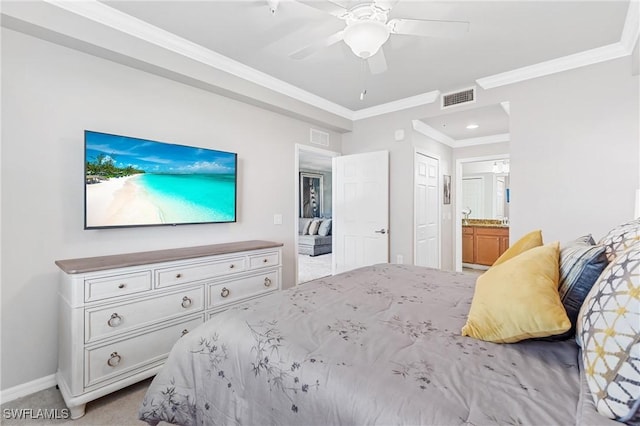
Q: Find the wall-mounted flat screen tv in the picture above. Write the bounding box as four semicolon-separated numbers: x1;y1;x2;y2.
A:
85;130;237;229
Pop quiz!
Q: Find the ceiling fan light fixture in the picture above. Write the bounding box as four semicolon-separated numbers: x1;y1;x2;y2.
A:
343;20;390;59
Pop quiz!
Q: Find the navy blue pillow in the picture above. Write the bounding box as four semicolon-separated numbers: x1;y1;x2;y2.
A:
552;236;608;340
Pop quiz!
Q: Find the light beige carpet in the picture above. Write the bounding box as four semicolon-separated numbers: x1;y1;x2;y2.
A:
0;378;166;425
298;253;332;283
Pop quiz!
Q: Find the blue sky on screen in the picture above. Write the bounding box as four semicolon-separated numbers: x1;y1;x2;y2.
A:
85;131;236;174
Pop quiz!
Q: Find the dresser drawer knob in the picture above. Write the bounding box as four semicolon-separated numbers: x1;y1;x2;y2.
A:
263;258;268;263
175;273;183;279
264;277;272;287
118;283;126;289
221;287;230;298
229;264;235;269
181;296;193;308
107;352;121;367
107;313;123;327
181;329;189;337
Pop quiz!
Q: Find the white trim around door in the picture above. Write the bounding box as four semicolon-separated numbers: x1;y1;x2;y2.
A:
295;144;340;285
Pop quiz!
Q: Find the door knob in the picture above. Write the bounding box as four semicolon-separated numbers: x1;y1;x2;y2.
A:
375;229;387;234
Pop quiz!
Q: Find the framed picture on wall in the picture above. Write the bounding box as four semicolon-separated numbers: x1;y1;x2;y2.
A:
300;172;323;218
443;175;451;205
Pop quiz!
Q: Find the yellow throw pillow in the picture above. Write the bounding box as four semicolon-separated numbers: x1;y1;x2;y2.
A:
461;242;570;343
492;229;543;267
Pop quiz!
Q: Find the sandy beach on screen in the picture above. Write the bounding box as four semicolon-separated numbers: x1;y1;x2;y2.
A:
86;175;162;226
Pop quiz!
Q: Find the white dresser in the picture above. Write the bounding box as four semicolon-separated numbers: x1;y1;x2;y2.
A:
55;240;283;419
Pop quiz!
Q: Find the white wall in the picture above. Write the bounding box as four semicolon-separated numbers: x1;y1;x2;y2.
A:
453;142;511;164
506;58;639;242
342;55;638;268
342;117;455;270
0;29;342;390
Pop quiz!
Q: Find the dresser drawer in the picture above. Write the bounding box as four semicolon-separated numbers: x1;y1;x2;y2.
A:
155;257;246;288
84;315;203;388
248;251;280;270
85;271;152;303
209;270;278;308
85;287;204;343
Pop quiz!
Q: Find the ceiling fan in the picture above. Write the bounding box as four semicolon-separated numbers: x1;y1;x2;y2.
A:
290;0;469;74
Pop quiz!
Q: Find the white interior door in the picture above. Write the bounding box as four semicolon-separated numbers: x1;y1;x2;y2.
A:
333;150;389;274
415;153;440;268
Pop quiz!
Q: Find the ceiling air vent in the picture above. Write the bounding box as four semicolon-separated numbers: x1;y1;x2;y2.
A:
310;128;329;146
441;87;476;109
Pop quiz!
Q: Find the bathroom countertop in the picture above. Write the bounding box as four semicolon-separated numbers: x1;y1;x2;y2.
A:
462;219;509;228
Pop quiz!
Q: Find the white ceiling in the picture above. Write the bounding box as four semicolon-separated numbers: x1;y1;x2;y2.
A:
100;0;632;111
422;102;509;140
1;0;636;132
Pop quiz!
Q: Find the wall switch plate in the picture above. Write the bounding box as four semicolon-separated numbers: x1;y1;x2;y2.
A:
273;214;282;225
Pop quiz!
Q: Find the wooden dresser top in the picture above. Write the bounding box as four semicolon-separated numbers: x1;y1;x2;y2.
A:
55;240;283;274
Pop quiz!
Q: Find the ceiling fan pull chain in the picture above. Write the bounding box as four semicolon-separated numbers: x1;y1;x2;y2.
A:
360;58;368;100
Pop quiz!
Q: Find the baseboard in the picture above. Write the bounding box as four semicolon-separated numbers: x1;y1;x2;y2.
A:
0;374;57;404
462;263;490;271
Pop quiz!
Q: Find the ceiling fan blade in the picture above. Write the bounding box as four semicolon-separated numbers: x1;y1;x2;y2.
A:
296;0;348;18
289;31;345;59
367;47;388;75
388;18;469;39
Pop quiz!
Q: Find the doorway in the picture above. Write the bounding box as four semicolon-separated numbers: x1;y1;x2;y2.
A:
295;144;340;284
454;154;510;271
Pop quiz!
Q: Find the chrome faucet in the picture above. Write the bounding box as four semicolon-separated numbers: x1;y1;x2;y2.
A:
462;207;471;225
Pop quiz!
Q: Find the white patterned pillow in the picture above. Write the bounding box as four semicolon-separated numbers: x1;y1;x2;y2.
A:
577;240;640;423
308;219;322;235
318;219;332;236
300;218;313;235
598;219;640;262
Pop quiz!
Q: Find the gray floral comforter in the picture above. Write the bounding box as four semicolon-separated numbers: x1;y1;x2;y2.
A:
138;264;612;426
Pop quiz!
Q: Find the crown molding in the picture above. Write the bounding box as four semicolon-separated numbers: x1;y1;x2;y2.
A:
455;133;510;148
412;120;455;147
476;42;630;90
412;120;510;148
477;0;638;90
352;90;440;121
43;0;355;121
621;0;640;53
500;101;510;116
42;0;640;121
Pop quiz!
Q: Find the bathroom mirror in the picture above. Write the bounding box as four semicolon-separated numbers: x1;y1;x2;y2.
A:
461;159;510;220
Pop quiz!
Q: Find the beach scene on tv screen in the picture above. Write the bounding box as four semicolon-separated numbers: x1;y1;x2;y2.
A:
85;131;236;228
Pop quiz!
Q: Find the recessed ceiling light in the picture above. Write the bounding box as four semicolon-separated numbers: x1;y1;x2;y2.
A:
466;123;479;130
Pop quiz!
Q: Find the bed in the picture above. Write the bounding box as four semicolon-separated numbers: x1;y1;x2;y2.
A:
138;262;626;426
